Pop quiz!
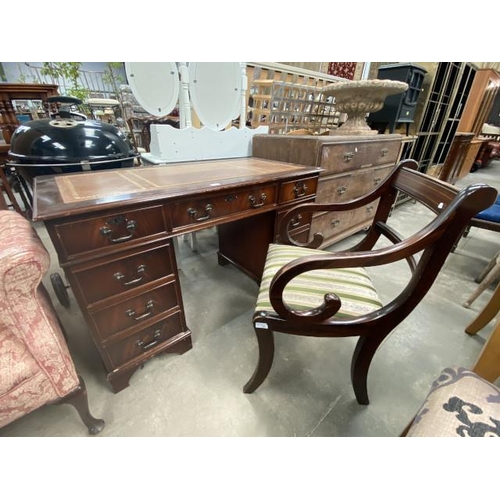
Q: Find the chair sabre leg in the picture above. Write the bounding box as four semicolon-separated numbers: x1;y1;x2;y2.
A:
351;334;386;405
243;325;275;394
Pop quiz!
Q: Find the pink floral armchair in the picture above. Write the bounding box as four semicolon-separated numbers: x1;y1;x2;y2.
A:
0;210;104;435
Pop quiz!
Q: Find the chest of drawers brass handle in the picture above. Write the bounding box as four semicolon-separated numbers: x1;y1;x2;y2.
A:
249;193;267;208
136;330;161;351
290;214;302;228
331;219;340;227
343;152;354;162
187;204;213;221
113;264;147;286
293;182;308;198
337;186;347;195
100;217;137;243
380;148;389;156
126;299;154;321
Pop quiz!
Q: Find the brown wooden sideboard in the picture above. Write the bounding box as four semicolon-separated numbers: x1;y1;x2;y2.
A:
252;133;403;247
33;158;321;392
0;83;59;144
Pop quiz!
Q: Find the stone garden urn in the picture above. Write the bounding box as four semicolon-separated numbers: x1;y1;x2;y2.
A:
322;79;408;135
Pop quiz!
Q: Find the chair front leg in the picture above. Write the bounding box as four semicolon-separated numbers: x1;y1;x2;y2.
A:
351;333;387;405
57;375;105;435
243;320;275;394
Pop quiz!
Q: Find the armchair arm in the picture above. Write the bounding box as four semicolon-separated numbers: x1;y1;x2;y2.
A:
269;221;447;324
0;212;78;397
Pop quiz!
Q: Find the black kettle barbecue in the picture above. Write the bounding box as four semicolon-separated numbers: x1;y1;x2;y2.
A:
7;95;139;182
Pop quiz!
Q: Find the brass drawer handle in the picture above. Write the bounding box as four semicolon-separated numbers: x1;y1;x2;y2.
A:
331;219;340;227
136;330;161;351
290;214;302;228
337;185;347;195
126;299;154;321
114;264;146;286
293;181;308;198
249;193;267;208
343;152;354;162
100;216;137;243
380;148;389;156
373;177;382;185
366;206;374;213
187;204;213;221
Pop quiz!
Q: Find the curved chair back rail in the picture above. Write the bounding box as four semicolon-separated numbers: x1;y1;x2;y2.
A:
244;159;498;404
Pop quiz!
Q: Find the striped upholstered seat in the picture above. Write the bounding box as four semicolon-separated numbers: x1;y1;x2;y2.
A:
256;244;382;318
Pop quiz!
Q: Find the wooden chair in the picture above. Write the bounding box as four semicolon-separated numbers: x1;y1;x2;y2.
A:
244;159;498;405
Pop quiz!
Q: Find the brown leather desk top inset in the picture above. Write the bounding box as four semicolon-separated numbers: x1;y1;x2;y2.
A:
34;157;322;221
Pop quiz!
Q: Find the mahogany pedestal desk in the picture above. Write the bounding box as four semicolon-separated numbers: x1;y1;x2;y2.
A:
33;158;320;392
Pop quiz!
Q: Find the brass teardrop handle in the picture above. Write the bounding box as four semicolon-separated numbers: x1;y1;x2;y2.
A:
293;181;308;198
136;330;161;351
249;193;267;208
126;299;154;321
113;264;146;286
187;204;213;221
100;216;137;243
290;214;302;228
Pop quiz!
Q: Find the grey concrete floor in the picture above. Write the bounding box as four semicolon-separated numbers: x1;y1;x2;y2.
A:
1;161;499;437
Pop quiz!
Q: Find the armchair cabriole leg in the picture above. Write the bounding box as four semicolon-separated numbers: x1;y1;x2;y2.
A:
244;323;275;394
58;376;105;435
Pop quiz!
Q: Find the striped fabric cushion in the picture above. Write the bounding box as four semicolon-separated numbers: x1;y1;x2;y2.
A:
256;243;382;318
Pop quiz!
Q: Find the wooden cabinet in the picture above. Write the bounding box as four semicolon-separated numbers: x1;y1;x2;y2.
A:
0;83;59;144
448;68;500;181
438;132;474;184
368;63;427;134
252;133;402;247
458;69;500;136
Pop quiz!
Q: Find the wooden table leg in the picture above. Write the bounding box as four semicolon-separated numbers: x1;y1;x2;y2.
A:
472;316;500;383
463;256;500;309
465;281;500;334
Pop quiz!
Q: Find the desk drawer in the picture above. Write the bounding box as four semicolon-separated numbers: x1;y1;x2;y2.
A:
53;205;167;259
72;242;175;305
319;139;400;175
278;176;318;203
91;281;180;341
170;184;277;229
104;312;185;367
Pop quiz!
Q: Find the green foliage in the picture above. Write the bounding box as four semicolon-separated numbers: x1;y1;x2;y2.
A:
40;62;90;102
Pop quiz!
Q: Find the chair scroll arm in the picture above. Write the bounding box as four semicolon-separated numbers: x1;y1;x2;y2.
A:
374;221;417;274
269;226;448;324
279;167;402;248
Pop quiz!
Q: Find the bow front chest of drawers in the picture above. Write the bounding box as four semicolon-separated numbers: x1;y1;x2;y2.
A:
33;158;320;392
252;133;404;247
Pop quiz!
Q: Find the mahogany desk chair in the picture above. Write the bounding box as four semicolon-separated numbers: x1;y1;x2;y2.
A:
244;159;498;405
